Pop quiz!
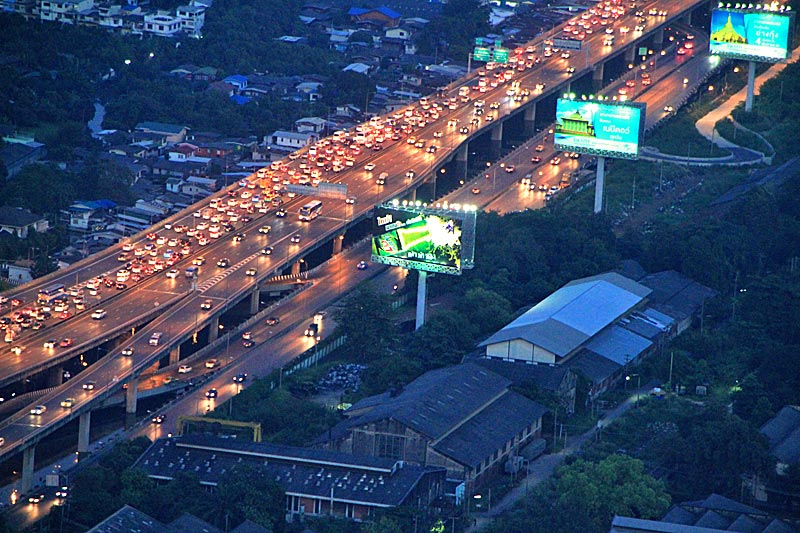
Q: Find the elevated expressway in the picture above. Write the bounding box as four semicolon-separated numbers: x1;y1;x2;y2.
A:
0;0;710;493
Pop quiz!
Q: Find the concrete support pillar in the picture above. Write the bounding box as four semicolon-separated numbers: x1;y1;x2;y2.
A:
682;12;691;26
594;156;606;214
125;378;138;415
407;188;416;202
21;447;35;494
47;365;63;387
332;235;343;256
78;411;91;454
625;45;636;64
249;286;259;315
523;102;537;136
564;82;572;96
490;121;503;155
169;345;180;366
455;143;468;163
592;62;605;84
208;316;219;343
291;261;301;277
653;28;664;48
745;61;756;112
415;270;428;331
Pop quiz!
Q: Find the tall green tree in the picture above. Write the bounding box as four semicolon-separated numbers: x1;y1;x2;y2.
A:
332;286;397;361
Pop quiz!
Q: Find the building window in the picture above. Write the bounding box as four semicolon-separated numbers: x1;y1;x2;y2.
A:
376;433;402;460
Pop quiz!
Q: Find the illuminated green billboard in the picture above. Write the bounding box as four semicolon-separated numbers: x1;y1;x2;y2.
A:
371;204;476;275
554;99;645;160
710;9;792;63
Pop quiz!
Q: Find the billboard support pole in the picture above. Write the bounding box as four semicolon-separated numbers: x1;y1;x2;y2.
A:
745;61;756;112
593;156;606;214
415;270;427;330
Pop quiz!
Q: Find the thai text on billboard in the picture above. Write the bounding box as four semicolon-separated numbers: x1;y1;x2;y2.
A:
371;205;475;275
553;99;645;160
710;9;792;63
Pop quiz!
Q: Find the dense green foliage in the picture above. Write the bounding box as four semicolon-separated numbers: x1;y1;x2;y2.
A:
416;0;491;61
483;455;670;533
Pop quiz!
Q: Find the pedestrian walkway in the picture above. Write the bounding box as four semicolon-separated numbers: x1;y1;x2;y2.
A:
465;386;651;532
643;46;798;167
694;49;797;150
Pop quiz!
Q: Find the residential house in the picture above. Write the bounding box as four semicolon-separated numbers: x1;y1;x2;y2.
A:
165;177;183;194
266;130;318;152
134;435;446;523
167;143;198;161
185;175;218;191
348;6;401;28
62;199;117;233
0;206;49;238
176;4;204;36
134;122;188;144
295;117;328;134
0;130;46;177
315;363;548;495
328;29;352;52
143;11;182;36
295;81;323;101
39;0;94;22
343;62;371;75
193;141;234;159
169;64;217;81
222;74;248;91
0;260;34;286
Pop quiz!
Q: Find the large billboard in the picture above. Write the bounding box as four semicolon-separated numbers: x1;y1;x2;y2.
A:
710;9;793;63
554;99;645;160
371;204;476;275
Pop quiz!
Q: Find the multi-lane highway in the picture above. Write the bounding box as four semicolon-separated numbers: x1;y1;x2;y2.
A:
0;0;710;462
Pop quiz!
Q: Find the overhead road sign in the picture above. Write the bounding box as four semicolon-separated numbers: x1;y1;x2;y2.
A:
553;37;583;51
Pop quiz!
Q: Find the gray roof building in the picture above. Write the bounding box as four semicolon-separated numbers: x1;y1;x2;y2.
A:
480;272;651;364
316;363;547;488
638;270;717;333
761;405;800;469
134;435;445;522
611;493;796;533
87;504;233;533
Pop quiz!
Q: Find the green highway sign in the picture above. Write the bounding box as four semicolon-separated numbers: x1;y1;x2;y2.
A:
638;46;648;56
473;47;491;61
493;48;509;63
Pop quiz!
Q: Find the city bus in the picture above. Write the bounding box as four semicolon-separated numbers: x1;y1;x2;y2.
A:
37;283;65;304
298;200;323;221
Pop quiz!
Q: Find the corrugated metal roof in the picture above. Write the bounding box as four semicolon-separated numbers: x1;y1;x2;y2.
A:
481;272;650;357
584;325;652;366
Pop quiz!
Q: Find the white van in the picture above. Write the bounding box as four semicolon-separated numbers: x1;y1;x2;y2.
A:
149;332;163;346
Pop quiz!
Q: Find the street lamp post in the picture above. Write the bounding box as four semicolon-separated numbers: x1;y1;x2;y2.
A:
626;374;641;407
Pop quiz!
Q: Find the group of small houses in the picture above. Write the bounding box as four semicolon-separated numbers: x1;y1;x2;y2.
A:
106;267;767;529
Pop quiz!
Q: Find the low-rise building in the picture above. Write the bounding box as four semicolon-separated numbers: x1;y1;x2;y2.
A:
0;206;49;238
134;435;446;523
610;493;795;533
315;363;547;495
479;271;714;400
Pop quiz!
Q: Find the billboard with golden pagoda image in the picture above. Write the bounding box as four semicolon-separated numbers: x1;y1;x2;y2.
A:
554;99;645;160
710;9;793;62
